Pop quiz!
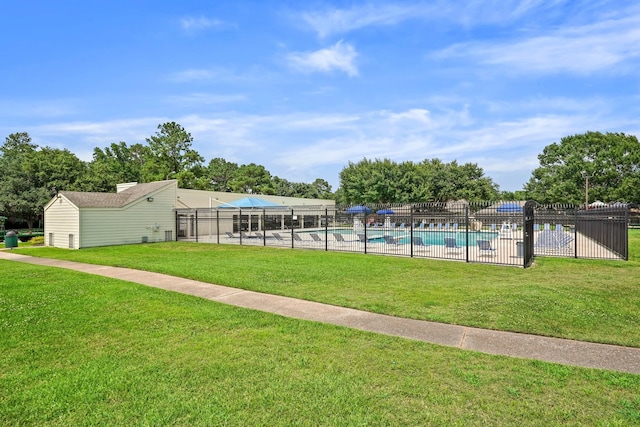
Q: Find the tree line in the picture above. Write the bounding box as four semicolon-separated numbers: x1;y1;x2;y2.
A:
2;123;639;229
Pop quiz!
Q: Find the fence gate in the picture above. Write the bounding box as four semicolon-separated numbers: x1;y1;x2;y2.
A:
523;201;536;267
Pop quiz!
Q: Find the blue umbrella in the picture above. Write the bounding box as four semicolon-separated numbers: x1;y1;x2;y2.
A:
219;197;284;208
496;203;523;213
346;205;372;214
376;208;395;215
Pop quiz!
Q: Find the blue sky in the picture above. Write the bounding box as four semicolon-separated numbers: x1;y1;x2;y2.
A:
2;1;639;192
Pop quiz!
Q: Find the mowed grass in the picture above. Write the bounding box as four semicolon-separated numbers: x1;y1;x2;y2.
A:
1;262;639;426
14;229;640;347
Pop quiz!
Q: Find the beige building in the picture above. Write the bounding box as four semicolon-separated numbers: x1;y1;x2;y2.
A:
44;180;335;249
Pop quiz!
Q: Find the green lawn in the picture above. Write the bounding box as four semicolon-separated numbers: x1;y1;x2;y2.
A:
12;229;640;347
1;261;639;425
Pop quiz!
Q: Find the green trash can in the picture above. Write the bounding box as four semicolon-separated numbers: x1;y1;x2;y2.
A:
4;231;18;249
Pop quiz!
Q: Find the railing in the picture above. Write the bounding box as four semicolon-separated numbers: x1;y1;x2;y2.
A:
175;202;629;267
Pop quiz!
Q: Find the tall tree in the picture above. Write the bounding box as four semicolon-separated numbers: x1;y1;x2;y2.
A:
143;122;205;188
84;142;149;192
0;133;86;229
339;158;497;204
207;158;238;192
229;163;273;194
525;132;640;204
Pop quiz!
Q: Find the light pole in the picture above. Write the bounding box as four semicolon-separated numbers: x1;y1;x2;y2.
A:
581;171;592;209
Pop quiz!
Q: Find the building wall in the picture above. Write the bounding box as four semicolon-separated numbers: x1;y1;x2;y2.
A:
44;196;80;248
78;185;177;248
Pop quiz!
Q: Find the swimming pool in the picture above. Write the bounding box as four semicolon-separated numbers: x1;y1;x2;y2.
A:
299;229;499;246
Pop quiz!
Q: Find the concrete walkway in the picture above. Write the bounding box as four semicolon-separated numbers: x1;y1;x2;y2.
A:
2;249;639;375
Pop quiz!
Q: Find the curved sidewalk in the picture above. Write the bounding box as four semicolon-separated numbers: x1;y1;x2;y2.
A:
2;250;639;375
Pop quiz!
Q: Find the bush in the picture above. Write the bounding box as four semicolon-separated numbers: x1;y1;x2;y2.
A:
29;236;45;246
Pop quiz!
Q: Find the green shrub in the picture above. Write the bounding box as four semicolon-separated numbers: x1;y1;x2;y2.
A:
29;236;45;246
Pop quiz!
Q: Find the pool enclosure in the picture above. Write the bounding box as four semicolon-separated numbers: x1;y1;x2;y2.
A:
175;201;628;268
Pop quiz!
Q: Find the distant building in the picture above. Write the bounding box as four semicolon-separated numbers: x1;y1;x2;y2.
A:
44;180;334;249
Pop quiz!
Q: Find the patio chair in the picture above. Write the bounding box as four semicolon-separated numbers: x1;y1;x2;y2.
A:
477;239;497;257
444;237;463;252
310;233;323;243
444;223;450;231
418;222;425;230
489;223;497;232
412;236;431;251
555;224;564;231
452;223;459;231
428;223;435;230
333;233;347;244
383;235;400;245
533;224;540;231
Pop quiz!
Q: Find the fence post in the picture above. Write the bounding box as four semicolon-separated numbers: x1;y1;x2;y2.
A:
195;210;199;243
574;209;578;259
291;208;295;248
465;205;469;263
262;209;266;246
239;209;242;245
216;209;220;244
325;208;328;251
364;210;368;255
410;207;414;257
175;211;178;241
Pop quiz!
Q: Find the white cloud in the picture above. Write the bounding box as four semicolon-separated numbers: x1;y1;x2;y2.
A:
296;1;576;38
300;3;428;38
432;12;640;74
180;16;226;33
166;93;247;106
287;41;359;76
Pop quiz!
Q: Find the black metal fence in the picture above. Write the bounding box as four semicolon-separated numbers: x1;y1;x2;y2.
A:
175;201;629;267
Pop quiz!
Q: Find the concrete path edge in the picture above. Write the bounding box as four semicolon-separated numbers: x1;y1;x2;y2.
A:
2;250;639;375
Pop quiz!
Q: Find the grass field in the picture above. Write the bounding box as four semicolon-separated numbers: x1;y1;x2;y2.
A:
1;231;639;425
11;229;640;347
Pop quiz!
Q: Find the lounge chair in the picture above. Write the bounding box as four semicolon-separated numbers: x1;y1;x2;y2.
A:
436;223;443;230
333;233;347;244
272;232;286;243
293;233;303;243
310;233;323;243
555;224;563;231
413;236;430;251
383;235;400;245
418;222;425;230
428;223;435;230
477;239;497;257
254;231;265;239
452;223;459;231
444;237;463;252
444;223;450;231
534;229;574;252
225;232;237;239
357;233;367;243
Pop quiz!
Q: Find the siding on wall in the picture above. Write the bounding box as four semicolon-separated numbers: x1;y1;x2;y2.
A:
44;197;80;248
79;185;177;248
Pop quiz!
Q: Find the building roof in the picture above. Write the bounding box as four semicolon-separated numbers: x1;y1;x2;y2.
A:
60;180;175;208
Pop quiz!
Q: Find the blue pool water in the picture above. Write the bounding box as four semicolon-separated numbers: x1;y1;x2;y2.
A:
300;230;499;246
